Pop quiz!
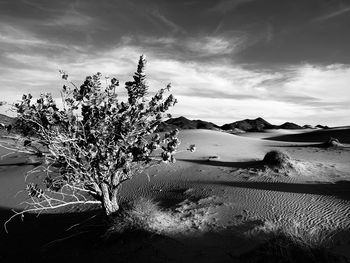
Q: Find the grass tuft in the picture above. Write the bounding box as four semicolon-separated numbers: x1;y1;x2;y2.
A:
242;220;348;263
103;196;217;240
103;198;164;237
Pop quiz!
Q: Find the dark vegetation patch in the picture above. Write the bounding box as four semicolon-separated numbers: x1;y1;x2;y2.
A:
322;137;345;149
263;150;294;169
239;222;350;263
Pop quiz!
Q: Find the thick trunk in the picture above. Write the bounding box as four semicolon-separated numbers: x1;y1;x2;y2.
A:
101;183;119;216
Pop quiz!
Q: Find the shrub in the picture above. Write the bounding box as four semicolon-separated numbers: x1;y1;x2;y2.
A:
322;137;344;148
10;55;191;218
263;150;293;168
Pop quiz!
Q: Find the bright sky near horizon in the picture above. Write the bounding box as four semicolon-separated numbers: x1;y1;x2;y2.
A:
0;0;349;126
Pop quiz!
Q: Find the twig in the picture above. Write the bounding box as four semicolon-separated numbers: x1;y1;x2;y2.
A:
65;213;99;231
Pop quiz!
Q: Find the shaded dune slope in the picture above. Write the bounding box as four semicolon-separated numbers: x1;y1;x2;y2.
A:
265;127;350;143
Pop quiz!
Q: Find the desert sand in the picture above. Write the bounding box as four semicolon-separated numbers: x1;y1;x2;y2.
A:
0;128;349;262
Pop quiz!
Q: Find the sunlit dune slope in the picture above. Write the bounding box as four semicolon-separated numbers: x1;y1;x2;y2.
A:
175;129;266;162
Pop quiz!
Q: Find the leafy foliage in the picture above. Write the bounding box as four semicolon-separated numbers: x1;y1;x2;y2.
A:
14;55;188;215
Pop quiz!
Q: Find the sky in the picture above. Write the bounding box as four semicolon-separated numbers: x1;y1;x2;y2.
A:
0;0;349;126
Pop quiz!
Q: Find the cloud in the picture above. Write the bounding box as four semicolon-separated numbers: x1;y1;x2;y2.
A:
0;28;46;46
140;37;176;46
313;5;350;22
148;9;186;33
1;36;350;126
135;35;247;60
208;0;256;14
45;9;94;27
264;22;273;43
282;64;350;102
0;24;78;50
184;36;236;56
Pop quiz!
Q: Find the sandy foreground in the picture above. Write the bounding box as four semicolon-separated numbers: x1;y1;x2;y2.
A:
0;128;349;262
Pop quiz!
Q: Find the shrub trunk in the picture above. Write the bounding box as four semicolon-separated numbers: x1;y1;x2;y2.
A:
101;183;119;216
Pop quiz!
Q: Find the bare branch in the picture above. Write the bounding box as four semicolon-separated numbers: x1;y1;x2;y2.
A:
4;199;101;233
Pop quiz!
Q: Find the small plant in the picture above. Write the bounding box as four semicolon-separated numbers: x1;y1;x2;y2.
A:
262;150;312;176
5;55;194;228
322;137;344;148
207;155;220;161
104;198;166;236
263;150;293;168
262;150;300;175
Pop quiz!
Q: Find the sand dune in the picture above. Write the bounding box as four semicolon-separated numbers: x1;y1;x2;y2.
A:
0;128;350;262
116;130;350;231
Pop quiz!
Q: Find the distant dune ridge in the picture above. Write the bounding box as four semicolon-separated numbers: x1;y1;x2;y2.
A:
0;114;15;134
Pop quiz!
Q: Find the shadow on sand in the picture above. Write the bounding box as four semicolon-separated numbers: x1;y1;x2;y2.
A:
0;162;42;167
179;158;350;201
178;158;264;169
0;207;106;263
265;143;350;150
0;204;263;263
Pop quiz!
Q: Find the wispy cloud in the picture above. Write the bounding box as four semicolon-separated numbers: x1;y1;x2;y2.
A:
45;9;94;27
184;36;236;56
148;9;186;34
313;5;350;22
264;22;273;43
21;0;60;12
0;24;73;49
134;35;247;59
208;0;255;14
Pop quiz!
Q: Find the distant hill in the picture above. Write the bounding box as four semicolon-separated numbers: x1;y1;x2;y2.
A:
279;122;303;129
221;117;275;132
302;124;315;129
158;116;312;133
156;116;220;132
